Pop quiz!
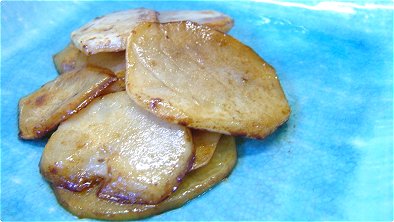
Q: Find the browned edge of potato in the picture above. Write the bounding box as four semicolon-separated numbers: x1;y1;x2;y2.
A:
18;66;117;139
52;135;236;220
190;129;221;171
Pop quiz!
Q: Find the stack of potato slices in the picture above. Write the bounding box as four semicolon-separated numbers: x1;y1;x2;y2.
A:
18;8;290;220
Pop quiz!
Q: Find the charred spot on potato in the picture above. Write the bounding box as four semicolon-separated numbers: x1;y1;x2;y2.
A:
149;98;162;110
49;166;58;175
178;119;190;126
34;94;47;106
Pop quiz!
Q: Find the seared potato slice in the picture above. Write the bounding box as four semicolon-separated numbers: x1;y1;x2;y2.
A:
126;22;290;139
190;130;221;171
40;92;194;204
53;43;86;73
158;10;233;33
100;76;126;94
18;66;116;139
53;43;126;77
87;52;125;77
55;10;232;74
52;136;236;220
71;8;158;55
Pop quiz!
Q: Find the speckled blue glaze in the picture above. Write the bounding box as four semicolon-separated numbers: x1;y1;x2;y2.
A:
1;1;393;221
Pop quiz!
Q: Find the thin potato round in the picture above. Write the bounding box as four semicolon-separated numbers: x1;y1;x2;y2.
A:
53;43;126;77
53;43;87;73
158;10;234;33
40;92;193;204
87;51;126;77
71;8;158;55
126;22;290;139
190;130;221;171
58;10;232;73
19;66;116;139
53;136;237;220
100;76;126;94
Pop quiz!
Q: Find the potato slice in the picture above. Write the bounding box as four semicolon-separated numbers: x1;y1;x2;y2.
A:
100;76;126;94
87;52;126;77
126;22;291;139
158;10;234;33
71;8;158;55
52;136;236;220
55;10;232;74
53;43;87;73
18;66;116;139
40;91;194;204
53;43;126;77
190;130;221;171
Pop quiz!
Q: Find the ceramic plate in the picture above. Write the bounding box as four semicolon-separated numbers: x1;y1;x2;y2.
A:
1;1;393;220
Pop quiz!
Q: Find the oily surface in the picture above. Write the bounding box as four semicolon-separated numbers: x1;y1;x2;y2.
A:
71;8;158;55
55;9;233;75
190;130;221;171
18;66;116;139
126;21;290;139
40;92;194;204
52;43;87;73
53;43;126;76
53;136;237;220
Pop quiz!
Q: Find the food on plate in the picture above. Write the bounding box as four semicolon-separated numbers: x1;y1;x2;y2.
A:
18;66;116;139
100;75;126;94
54;9;233;76
52;135;236;220
52;43;87;73
190;130;221;170
53;43;126;76
125;21;290;139
158;10;233;33
72;8;158;55
40;92;194;204
18;7;291;220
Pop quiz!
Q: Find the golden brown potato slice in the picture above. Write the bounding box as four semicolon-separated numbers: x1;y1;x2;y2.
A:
40;91;194;205
71;8;158;55
53;43;126;77
55;10;232;74
53;43;87;73
100;76;126;94
86;51;126;77
18;66;116;139
158;10;234;33
52;136;236;220
126;22;291;139
190;130;221;171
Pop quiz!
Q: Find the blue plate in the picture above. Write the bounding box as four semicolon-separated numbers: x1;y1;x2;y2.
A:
1;1;393;220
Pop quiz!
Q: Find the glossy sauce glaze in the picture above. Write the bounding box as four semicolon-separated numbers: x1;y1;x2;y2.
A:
40;92;194;204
